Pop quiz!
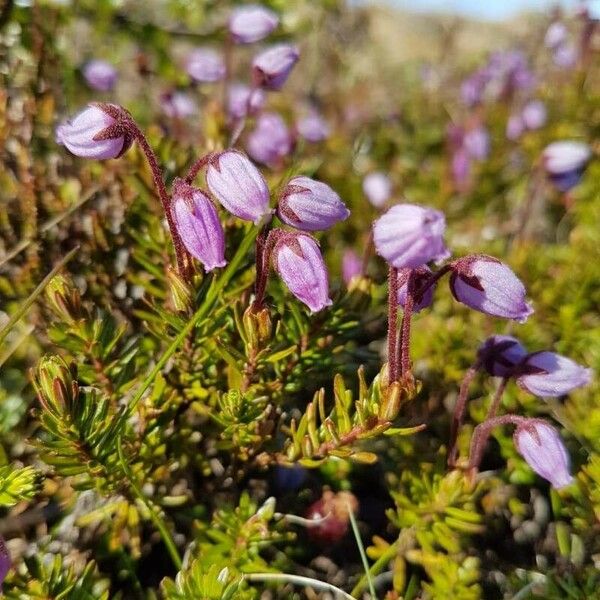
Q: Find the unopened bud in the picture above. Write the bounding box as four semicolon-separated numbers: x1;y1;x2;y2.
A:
34;355;78;413
46;275;84;324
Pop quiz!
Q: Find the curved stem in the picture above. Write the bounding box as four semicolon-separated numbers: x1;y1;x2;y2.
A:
117;438;182;570
246;573;357;600
184;152;214;185
387;266;399;384
129;125;188;276
448;360;481;467
486;377;509;421
413;263;451;305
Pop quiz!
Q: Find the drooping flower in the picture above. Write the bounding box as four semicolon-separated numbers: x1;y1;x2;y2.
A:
373;204;449;269
516;351;592;397
296;110;330;142
55;103;131;160
514;420;574;489
171;179;226;272
342;249;362;285
278;176;349;231
272;232;332;313
522;100;547;130
82;59;118;91
363;172;391;208
206;150;272;225
185;48;226;83
160;91;197;119
229;5;279;44
449;255;533;322
252;44;299;90
247;112;292;168
542;141;592;192
227;83;265;119
477;335;528;377
397;266;436;313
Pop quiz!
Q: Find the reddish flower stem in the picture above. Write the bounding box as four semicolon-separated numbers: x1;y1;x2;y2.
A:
252;225;275;311
387;266;400;383
448;360;481;467
399;270;414;377
128;124;188;277
184;152;215;185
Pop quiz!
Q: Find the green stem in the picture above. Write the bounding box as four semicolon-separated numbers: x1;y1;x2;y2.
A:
347;501;377;599
0;246;78;346
351;541;399;597
125;226;257;416
117;437;183;570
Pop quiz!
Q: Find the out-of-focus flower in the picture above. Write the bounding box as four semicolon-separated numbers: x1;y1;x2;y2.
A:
227;83;265;119
514;420;574;489
206;150;272;224
373;204;449;269
272;232;332;313
544;21;568;48
477;335;528;377
247;112;292;168
82;59;117;91
305;490;359;544
460;72;487;106
397;266;436;313
273;465;307;491
553;43;578;68
342;249;362;285
522;100;547;130
451;148;471;190
0;536;10;590
517;351;592;397
296;110;330;142
278;176;349;231
449;255;533;322
160;91;197;119
229;5;279;43
56;103;130;160
463;126;490;161
185;48;226;82
362;172;391;207
542;140;592;192
506;114;525;140
252;44;299;90
171;179;226;272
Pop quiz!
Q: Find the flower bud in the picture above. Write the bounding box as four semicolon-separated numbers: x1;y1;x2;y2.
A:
542;141;591;192
229;5;279;44
373;203;449;269
477;335;528;377
516;351;592;397
56;103;131;160
522;100;547;130
296;110;330;142
227;83;265;119
342;249;362;285
34;355;78;414
362;172;391;208
0;535;10;590
306;490;359;545
45;274;84;324
171;179;226;272
185;48;226;83
82;59;118;91
272;232;332;313
252;44;299;90
166;266;193;312
514;420;573;489
449;255;533;322
278;176;349;231
247;112;292;168
160;91;197;119
206;150;272;224
243;306;272;347
397;266;436;313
